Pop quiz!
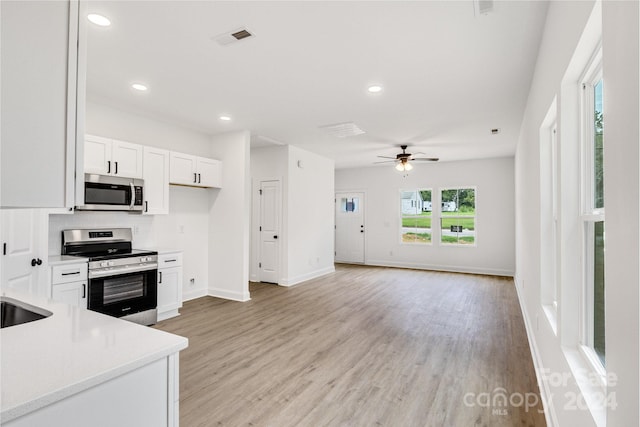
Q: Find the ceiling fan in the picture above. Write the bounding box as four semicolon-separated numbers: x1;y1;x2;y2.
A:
375;145;439;171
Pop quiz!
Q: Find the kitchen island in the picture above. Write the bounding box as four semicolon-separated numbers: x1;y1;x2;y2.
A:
0;289;188;426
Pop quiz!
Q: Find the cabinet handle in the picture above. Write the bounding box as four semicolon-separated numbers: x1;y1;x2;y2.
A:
198;173;201;183
107;160;111;174
2;243;6;256
82;283;86;299
145;201;148;212
61;271;80;276
193;173;197;183
115;161;118;175
159;271;163;284
164;259;177;263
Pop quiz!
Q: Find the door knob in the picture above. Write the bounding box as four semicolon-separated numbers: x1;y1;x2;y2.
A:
360;230;364;233
274;235;278;239
31;258;42;267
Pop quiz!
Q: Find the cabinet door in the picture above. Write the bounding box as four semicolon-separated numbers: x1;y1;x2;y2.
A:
169;152;197;186
196;157;222;188
1;0;77;208
51;281;87;309
157;267;182;314
84;135;112;175
0;209;47;296
143;147;170;215
112;140;143;179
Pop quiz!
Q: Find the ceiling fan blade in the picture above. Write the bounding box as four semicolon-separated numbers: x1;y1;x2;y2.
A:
412;157;439;162
376;155;397;159
373;160;398;164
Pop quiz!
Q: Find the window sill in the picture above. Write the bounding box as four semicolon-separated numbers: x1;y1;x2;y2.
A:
561;346;608;427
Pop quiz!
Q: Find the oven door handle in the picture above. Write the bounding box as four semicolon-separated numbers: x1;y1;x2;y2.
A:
89;263;158;278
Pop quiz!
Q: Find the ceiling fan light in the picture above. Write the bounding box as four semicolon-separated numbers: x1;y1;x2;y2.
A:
404;162;413;171
395;163;405;171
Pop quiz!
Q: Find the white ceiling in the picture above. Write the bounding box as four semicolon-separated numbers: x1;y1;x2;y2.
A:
86;1;549;169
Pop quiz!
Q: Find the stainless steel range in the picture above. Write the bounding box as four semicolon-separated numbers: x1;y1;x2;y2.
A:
62;228;158;325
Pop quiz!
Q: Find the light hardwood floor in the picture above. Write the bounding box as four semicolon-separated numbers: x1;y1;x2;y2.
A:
155;264;546;427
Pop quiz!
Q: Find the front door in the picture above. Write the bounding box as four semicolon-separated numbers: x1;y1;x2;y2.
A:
259;180;281;284
335;192;365;263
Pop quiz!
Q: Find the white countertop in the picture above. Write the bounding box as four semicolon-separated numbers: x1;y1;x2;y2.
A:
48;255;88;266
0;289;188;422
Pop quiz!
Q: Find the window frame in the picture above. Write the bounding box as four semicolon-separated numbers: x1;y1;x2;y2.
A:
438;186;477;247
578;48;605;375
399;188;434;245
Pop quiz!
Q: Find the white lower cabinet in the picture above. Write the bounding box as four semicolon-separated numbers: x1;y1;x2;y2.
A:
157;252;183;321
51;281;87;309
50;261;88;309
4;355;180;427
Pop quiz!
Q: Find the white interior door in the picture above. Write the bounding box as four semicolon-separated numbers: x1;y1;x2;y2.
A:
335;192;365;263
1;209;46;294
259;180;281;284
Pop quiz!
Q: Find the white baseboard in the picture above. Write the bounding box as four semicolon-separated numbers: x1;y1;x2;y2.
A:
182;288;207;302
280;265;335;287
513;276;557;427
208;287;251;302
365;259;514;277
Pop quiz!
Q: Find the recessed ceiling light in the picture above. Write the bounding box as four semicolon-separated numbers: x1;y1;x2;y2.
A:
219;115;232;121
88;14;111;27
367;85;383;93
131;83;148;91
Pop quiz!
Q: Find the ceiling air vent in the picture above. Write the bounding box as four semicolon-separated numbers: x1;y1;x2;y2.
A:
214;27;255;46
319;122;366;138
474;0;494;16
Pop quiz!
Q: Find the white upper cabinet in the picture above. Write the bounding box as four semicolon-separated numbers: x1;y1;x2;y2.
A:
84;135;111;175
196;157;222;188
84;135;143;179
169;152;222;188
143;147;170;215
1;0;85;208
169;152;198;186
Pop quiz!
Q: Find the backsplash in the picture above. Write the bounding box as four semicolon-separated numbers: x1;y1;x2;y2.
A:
49;211;155;255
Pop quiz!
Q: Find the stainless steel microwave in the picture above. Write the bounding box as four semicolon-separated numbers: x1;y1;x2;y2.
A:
76;174;144;212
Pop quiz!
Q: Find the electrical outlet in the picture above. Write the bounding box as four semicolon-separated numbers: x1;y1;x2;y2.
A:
179;225;185;234
390;250;393;256
133;225;140;234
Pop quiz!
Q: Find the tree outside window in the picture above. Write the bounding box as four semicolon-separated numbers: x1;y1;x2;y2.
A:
440;188;476;245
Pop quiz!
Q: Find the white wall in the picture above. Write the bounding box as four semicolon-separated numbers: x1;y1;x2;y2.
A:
208;131;251;301
335;157;515;276
86;101;212;156
250;146;288;283
285;146;335;285
600;2;638;425
51;101;214;300
249;145;335;286
515;1;639;426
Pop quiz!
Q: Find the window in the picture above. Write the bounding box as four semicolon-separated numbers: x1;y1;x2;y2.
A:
401;189;432;243
340;197;359;213
540;100;560;332
581;61;605;368
440;188;476;245
550;124;559;309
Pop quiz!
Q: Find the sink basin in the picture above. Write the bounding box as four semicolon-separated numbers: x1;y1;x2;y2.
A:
1;297;52;328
